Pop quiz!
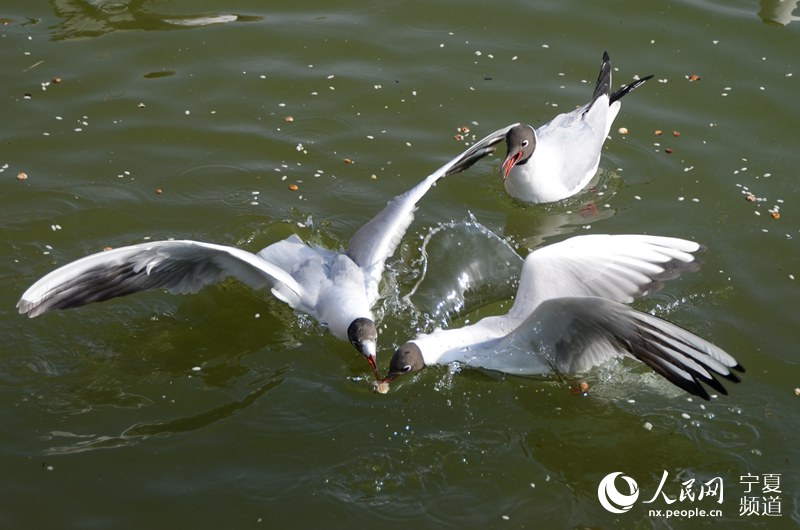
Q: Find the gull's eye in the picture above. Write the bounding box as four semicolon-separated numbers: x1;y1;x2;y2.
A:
403;365;412;373
521;140;530;147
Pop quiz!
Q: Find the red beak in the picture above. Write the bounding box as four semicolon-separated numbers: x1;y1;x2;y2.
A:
502;151;523;180
366;355;379;377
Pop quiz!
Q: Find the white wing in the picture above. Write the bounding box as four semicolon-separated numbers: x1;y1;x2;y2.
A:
17;240;306;317
508;234;702;320
346;124;518;296
499;296;743;400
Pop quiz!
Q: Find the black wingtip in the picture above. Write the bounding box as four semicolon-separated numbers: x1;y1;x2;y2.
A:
639;352;713;401
590;51;613;107
610;74;654;104
613;306;743;401
723;366;744;383
444;145;497;177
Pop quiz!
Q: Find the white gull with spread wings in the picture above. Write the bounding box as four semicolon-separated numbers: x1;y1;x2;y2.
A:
384;234;743;399
18;126;515;373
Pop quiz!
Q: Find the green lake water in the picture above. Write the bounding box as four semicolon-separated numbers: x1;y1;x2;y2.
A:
1;1;798;528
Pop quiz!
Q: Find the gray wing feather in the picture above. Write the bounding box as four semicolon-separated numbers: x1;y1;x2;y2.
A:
17;240;305;317
509;235;702;319
502;296;743;400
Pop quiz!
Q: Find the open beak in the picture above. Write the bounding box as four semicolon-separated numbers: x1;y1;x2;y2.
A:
501;151;523;180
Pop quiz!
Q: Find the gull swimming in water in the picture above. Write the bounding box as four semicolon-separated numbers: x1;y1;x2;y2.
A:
17;126;515;374
381;234;743;399
501;52;653;203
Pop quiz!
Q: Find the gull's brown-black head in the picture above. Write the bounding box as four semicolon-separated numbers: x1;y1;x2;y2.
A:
385;342;425;380
347;317;378;374
502;124;537;179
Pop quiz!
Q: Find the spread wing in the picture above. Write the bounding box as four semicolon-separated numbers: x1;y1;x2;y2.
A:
17;240;305;317
346;124;518;296
508;234;702;320
501;296;743;400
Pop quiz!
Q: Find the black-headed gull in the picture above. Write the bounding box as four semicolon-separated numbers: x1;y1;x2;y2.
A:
381;234;743;399
501;52;653;203
17;126;513;375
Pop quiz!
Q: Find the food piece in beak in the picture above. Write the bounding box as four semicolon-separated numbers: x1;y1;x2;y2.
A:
373;379;391;394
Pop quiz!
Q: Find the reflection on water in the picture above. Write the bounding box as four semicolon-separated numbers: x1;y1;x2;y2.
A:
496;169;625;252
501;168;621;251
49;0;260;40
758;0;800;25
42;370;285;454
503;202;616;251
